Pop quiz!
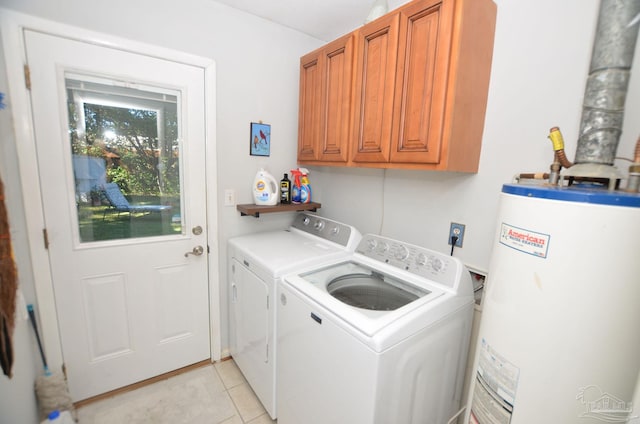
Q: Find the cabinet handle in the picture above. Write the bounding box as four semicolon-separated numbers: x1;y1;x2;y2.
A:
231;283;237;302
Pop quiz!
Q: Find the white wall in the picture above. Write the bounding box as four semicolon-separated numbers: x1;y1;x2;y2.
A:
0;31;40;424
314;0;640;274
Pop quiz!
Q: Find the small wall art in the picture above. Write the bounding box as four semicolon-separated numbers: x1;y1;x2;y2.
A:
250;122;271;156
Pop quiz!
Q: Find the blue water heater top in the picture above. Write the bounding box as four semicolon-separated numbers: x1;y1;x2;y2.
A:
502;184;640;208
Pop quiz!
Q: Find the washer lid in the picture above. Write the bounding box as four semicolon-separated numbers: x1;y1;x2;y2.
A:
229;230;351;276
289;261;446;338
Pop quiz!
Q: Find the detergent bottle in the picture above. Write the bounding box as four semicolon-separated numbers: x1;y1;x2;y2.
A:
290;168;303;203
299;168;312;204
253;169;278;205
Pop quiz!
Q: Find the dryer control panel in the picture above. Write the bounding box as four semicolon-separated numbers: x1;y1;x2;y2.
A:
355;234;465;291
291;213;361;249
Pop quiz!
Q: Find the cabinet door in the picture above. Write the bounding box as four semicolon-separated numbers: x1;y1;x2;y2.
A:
351;13;400;163
390;0;454;164
298;34;353;163
298;51;323;161
317;35;353;162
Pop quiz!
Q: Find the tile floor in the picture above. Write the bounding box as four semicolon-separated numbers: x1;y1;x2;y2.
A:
77;359;276;424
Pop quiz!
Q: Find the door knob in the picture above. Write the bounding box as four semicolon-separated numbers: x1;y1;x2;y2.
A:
184;246;204;257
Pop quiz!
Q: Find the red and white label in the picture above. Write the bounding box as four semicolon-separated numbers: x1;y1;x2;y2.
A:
499;223;550;258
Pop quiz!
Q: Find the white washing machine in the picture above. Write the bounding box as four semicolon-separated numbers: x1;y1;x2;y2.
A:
227;213;361;419
276;234;474;424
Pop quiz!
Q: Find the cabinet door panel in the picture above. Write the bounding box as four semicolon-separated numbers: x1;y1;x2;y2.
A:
319;35;353;162
391;0;453;164
298;53;322;161
352;14;400;163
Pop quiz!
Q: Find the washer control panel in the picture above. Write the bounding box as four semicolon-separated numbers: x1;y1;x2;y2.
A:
291;213;360;248
355;234;461;289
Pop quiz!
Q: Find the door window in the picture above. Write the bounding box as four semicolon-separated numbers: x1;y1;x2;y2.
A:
66;74;183;243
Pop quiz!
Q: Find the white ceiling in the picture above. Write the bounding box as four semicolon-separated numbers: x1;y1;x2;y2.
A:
213;0;412;41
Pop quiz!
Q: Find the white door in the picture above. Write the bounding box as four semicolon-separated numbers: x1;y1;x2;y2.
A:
25;30;211;401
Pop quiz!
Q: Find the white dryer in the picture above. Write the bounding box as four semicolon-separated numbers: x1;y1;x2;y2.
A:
227;213;361;419
277;234;474;424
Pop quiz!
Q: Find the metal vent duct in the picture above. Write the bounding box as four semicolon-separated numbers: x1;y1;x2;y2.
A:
575;0;640;166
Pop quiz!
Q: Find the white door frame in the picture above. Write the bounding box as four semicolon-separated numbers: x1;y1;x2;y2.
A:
0;8;222;372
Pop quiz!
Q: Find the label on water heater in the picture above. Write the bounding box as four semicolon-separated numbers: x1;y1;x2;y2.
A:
469;378;513;424
477;339;519;405
469;339;519;424
498;223;550;258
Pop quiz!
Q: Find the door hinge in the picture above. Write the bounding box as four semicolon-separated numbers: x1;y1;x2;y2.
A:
24;65;31;90
42;228;49;249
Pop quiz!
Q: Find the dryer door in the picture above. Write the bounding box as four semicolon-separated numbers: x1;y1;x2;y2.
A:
229;258;272;410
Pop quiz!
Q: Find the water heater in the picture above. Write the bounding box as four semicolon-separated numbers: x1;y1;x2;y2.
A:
465;184;640;424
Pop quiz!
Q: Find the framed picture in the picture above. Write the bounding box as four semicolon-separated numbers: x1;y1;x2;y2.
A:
250;122;271;156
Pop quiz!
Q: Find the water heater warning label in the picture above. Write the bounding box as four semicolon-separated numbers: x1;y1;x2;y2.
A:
469;339;519;424
499;223;550;258
469;377;513;424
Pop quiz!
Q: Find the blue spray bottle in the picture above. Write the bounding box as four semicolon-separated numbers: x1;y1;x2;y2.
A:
299;168;311;204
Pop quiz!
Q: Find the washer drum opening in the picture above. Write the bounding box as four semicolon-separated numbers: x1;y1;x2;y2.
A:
327;273;422;311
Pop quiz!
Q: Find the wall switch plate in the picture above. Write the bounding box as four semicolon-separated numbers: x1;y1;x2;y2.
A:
449;222;465;247
224;189;236;206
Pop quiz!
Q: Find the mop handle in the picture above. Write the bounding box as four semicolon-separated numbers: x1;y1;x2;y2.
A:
27;304;50;374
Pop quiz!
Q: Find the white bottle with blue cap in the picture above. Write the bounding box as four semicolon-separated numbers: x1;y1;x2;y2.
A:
253;168;278;205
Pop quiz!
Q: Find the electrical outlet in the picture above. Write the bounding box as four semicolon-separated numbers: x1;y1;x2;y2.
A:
449;222;465;247
224;189;236;206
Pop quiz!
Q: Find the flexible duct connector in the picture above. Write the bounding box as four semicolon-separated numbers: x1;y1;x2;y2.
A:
548;127;574;169
575;0;640;165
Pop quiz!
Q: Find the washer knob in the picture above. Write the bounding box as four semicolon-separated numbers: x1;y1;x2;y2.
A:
314;220;325;231
416;253;427;266
302;217;311;226
394;245;409;261
431;257;444;272
376;242;389;253
367;239;378;251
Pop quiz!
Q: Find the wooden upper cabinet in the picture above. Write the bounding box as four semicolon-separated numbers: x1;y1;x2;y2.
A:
389;0;451;164
351;13;400;163
298;34;354;163
298;52;322;161
298;0;496;172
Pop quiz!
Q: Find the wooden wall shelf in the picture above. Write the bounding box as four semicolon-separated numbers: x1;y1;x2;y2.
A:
236;202;321;218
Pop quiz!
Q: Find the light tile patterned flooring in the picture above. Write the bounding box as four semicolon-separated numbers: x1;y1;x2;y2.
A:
77;359;276;424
